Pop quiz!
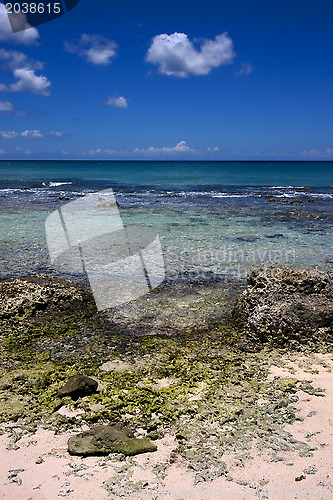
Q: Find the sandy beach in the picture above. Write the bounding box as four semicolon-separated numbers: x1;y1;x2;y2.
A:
1;352;332;500
0;0;332;496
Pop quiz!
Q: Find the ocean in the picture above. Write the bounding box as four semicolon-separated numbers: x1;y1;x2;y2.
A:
0;160;332;286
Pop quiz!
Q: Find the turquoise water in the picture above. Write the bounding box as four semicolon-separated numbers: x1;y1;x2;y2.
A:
0;160;332;187
0;160;332;283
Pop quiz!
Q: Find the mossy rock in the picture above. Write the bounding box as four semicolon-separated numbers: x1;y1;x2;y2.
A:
58;375;98;399
68;424;157;456
0;275;96;347
0;275;95;323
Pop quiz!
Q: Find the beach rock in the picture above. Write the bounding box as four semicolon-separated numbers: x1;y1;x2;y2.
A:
58;375;98;399
232;266;333;345
0;275;95;324
68;424;157;456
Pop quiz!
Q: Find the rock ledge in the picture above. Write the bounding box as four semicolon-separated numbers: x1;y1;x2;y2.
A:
232;266;333;345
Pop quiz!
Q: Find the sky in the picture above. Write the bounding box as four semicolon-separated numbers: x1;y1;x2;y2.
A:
0;0;332;160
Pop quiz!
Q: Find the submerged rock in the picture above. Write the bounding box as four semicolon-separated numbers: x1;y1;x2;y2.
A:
58;375;98;399
232;266;333;345
68;424;157;456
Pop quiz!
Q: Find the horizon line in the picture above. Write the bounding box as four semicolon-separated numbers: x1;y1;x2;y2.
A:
0;158;332;163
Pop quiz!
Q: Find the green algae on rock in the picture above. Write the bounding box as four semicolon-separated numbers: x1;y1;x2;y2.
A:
0;275;95;323
0;275;97;424
0;270;332;484
68;424;157;456
0;275;96;348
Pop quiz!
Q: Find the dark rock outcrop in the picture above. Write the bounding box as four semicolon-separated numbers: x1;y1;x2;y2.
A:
68;424;157;456
0;275;95;324
58;375;98;399
232;267;333;345
0;275;96;343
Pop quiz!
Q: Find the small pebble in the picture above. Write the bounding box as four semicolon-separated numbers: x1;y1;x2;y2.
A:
8;469;24;478
270;455;284;463
58;489;73;497
6;443;20;451
236;479;248;486
10;476;22;486
303;466;317;475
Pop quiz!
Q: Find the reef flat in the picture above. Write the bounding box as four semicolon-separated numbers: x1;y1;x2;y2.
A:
0;267;332;495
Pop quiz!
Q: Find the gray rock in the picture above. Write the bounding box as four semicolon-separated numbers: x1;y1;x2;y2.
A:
304;466;317;474
0;275;95;324
58;489;73;497
68;424;157;457
58;375;98;399
232;267;333;345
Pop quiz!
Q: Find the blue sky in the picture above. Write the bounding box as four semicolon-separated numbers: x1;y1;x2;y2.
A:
0;0;332;160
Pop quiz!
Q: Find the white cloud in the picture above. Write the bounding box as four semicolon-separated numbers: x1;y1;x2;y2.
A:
0;149;6;154
0;131;18;139
0;99;26;116
24;149;32;155
150;140;193;153
84;148;101;155
21;129;43;137
81;142;224;159
45;131;65;137
0;4;39;45
82;141;198;158
0;129;65;140
301;148;333;159
146;32;235;77
134;140;196;155
0;100;13;112
65;34;117;65
0;50;49;96
234;62;253;76
105;96;128;108
0;48;43;71
0;68;51;95
83;148;116;156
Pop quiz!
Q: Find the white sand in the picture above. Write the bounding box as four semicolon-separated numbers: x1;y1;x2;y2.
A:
1;353;332;500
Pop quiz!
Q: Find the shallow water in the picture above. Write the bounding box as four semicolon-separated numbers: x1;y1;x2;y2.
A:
0;161;332;284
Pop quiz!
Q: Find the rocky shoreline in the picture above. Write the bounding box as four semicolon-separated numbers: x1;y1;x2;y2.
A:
0;267;332;498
